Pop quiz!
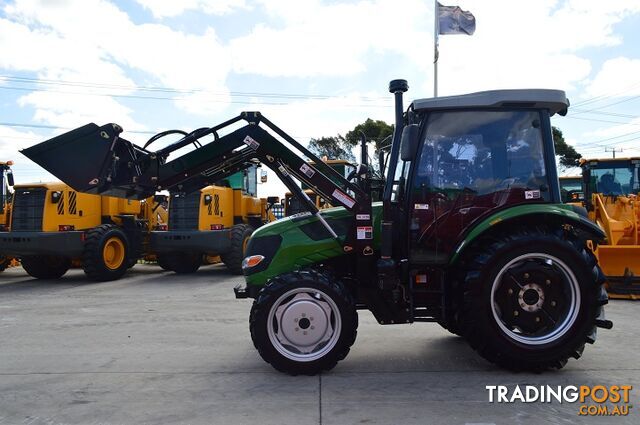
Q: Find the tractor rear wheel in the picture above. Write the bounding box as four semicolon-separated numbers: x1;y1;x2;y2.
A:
82;224;130;282
21;255;71;279
460;226;608;371
250;270;358;375
221;224;253;274
157;252;202;274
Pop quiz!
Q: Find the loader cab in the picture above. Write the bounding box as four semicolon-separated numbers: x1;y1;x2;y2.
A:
0;162;14;228
581;158;640;208
389;91;566;264
559;176;584;204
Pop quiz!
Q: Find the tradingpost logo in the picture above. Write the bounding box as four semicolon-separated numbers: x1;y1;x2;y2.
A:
486;385;633;416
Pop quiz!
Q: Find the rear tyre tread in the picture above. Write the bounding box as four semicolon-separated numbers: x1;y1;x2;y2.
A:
21;255;70;279
221;224;254;274
459;225;607;372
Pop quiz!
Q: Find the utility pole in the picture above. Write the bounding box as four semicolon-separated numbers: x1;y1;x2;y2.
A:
605;147;623;158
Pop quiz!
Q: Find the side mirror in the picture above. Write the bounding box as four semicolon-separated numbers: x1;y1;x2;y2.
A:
267;196;279;205
400;124;420;162
260;170;268;183
153;194;167;204
6;170;14;187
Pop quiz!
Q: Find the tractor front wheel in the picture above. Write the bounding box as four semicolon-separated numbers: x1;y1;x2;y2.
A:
21;255;71;279
460;227;608;371
250;270;358;375
82;224;130;282
221;224;253;274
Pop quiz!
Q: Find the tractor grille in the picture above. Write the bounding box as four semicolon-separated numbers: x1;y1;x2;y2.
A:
168;192;200;230
12;188;46;231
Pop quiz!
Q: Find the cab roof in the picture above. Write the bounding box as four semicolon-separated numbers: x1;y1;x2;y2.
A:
411;89;569;116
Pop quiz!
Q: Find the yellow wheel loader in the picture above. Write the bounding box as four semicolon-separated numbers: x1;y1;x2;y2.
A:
152;166;274;274
559;175;584;204
581;157;640;299
0;160;17;272
0;181;167;281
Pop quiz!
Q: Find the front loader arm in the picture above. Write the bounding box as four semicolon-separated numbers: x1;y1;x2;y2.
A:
21;112;376;274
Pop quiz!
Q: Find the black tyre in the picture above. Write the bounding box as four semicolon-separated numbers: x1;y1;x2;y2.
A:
250;270;358;375
0;256;9;272
82;224;130;282
156;256;173;271
221;224;253;274
157;252;202;274
459;226;608;371
21;255;71;279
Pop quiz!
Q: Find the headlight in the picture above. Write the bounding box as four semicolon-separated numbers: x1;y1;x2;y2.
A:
242;255;265;270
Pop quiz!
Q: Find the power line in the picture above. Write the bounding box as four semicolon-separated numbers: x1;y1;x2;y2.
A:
0;75;392;102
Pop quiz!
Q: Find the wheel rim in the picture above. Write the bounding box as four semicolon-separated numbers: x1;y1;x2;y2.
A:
267;287;342;362
103;237;125;270
490;253;581;345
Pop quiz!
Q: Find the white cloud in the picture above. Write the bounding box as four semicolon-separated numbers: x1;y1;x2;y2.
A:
583;57;640;98
134;0;249;18
230;0;432;77
3;0;233;120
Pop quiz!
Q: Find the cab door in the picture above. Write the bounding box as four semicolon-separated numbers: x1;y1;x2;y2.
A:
408;110;551;264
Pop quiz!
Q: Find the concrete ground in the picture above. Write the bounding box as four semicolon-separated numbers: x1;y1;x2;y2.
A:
0;264;638;425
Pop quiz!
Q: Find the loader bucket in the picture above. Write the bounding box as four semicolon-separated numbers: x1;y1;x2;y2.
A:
21;123;155;199
596;245;640;300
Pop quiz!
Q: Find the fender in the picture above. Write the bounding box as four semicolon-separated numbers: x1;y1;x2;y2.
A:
449;203;605;265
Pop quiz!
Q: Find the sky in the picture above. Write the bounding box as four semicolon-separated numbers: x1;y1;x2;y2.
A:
1;0;640;197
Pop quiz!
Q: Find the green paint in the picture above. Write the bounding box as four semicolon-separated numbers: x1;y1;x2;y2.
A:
448;203;594;264
245;202;382;287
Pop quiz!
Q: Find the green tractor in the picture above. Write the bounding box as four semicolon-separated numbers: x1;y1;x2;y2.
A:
22;80;610;375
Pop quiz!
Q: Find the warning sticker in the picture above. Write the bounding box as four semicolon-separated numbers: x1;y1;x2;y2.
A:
356;214;370;220
357;226;373;240
414;203;429;210
525;190;541;200
299;163;315;178
332;189;356;208
243;135;260;150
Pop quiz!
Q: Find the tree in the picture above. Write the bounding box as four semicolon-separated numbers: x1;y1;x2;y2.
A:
344;118;394;152
552;126;581;168
308;136;355;162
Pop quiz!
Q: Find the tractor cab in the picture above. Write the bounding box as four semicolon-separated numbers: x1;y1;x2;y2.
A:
388;91;564;264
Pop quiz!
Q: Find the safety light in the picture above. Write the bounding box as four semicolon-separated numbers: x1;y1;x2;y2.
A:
58;225;75;231
211;224;224;230
242;255;264;270
156;224;168;231
51;191;62;203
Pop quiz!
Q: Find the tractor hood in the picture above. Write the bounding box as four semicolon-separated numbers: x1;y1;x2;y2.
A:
243;202;382;287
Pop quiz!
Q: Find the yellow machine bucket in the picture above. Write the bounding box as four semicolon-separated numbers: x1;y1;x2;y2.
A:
591;193;640;300
595;245;640;300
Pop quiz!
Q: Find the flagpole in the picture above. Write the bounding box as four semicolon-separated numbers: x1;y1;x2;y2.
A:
434;0;439;98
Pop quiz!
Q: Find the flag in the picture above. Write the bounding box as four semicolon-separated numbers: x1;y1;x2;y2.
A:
438;3;476;35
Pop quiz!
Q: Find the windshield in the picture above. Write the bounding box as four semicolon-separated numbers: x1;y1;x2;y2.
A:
560;178;582;192
416;110;549;199
588;163;639;196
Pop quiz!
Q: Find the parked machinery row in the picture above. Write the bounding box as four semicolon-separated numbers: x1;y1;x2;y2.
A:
0;161;274;281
